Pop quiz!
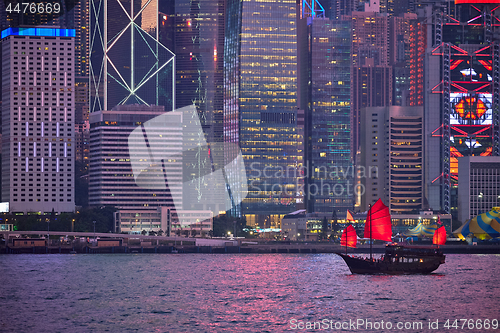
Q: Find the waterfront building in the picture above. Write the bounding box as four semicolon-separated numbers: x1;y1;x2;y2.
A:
359;106;424;214
1;27;76;213
281;209;307;241
224;0;301;225
332;209;452;238
89;105;183;208
458;156;500;224
114;207;213;237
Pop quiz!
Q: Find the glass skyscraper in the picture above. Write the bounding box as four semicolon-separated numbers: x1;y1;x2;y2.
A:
306;18;352;214
225;0;301;226
89;0;175;112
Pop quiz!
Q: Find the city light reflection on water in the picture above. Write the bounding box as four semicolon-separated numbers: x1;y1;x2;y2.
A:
0;254;499;332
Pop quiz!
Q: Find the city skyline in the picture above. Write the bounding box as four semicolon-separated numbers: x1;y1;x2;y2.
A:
0;0;499;231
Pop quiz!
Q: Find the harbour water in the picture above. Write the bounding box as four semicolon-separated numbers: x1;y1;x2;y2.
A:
0;253;499;332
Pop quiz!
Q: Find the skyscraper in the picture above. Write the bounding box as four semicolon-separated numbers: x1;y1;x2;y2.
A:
347;11;392;160
306;18;353;214
424;1;500;215
1;27;76;213
89;105;183;208
359;106;424;214
89;0;175;113
224;0;301;226
164;0;227;212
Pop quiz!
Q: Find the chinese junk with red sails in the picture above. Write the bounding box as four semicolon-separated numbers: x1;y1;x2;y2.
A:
336;199;446;274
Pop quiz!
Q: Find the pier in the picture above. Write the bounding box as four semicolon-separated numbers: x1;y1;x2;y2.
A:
2;231;500;254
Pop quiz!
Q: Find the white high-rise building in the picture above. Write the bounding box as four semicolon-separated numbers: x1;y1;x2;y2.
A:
1;27;76;213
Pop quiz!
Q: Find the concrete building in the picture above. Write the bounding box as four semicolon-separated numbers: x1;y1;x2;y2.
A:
360;106;424;214
114;206;213;237
281;209;306;240
1;27;76;213
458;156;500;224
89;105;183;208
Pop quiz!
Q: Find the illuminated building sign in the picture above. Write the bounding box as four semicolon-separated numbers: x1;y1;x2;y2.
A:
1;27;75;39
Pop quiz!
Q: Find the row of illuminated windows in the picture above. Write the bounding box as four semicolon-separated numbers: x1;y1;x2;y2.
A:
13;199;72;202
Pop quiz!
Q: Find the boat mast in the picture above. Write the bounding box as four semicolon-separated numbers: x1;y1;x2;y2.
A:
345;228;348;255
369;204;372;261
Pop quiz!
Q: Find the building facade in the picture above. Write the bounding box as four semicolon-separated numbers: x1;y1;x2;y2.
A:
114;206;213;237
1;27;76;213
89;0;175;113
89;105;183;208
306;18;353;214
224;0;301;225
458;156;500;224
424;1;500;217
360;106;424;214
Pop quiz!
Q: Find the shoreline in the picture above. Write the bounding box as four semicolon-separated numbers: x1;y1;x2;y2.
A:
2;243;500;255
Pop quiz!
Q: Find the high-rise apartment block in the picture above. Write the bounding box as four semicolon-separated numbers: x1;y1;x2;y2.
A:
1;27;76;213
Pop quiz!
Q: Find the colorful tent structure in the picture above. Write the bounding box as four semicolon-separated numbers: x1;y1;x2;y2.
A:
403;222;438;238
453;207;500;240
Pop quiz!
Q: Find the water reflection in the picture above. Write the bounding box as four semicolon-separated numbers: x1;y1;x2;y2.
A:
0;254;498;332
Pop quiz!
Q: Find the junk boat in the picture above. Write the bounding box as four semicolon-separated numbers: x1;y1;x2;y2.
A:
337;199;446;274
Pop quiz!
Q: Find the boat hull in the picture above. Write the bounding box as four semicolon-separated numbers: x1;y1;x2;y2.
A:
336;253;445;275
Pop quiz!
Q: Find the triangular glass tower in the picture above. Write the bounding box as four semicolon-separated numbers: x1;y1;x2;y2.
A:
90;0;175;112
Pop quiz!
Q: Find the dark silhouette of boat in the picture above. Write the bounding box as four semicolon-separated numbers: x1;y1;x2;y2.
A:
337;244;445;274
337;199;446;274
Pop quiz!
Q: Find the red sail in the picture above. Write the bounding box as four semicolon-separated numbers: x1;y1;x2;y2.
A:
346;210;354;222
363;199;392;242
340;224;357;248
433;226;447;245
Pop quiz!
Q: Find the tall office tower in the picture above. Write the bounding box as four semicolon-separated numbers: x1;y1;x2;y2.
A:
305;18;353;214
352;65;392;154
165;0;226;212
347;11;391;160
89;0;175;113
1;27;76;213
74;0;89;77
360;106;424;214
425;1;500;216
224;0;301;226
75;77;89;163
389;13;425;107
88;105;183;208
